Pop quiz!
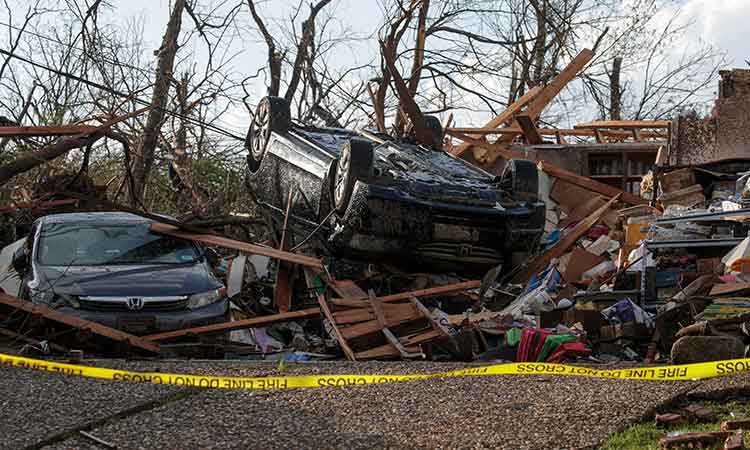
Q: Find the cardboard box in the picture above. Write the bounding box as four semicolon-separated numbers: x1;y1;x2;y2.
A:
539;309;606;335
659;168;695;193
599;322;650;341
659;184;705;208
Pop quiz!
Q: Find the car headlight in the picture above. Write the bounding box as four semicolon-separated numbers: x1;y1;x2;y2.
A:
187;287;226;309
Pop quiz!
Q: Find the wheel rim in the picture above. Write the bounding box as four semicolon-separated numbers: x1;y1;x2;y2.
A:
250;100;270;159
334;146;350;205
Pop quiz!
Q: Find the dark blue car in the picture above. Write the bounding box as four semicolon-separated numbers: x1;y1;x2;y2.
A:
11;212;229;335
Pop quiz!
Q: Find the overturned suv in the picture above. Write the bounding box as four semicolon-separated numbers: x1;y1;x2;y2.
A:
245;96;545;271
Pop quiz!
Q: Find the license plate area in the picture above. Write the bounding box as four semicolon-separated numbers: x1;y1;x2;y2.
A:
118;317;156;334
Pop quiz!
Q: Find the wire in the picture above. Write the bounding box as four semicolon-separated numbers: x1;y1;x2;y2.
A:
0;48;247;142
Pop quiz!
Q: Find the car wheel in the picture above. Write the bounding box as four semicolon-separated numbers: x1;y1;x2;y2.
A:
500;159;539;202
332;138;374;214
245;96;291;172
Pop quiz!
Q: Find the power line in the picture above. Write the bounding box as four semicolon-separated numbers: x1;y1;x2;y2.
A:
0;47;247;142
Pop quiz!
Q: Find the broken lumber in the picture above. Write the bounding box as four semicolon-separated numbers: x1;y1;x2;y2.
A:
575;120;671;130
304;269;356;361
512;195;620;284
274;191;296;312
451;86;543;156
143;307;321;342
445;126;666;140
540;161;646;205
368;289;422;359
659;431;731;450
0;292;159;354
150;222;324;269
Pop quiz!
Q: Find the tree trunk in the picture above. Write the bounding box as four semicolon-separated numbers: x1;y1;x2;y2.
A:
531;0;547;85
609;56;623;120
0;134;103;187
131;0;185;202
283;0;332;103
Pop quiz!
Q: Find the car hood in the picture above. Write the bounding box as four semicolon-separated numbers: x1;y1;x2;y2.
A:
36;263;221;297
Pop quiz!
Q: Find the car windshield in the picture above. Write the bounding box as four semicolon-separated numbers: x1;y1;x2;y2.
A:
36;222;200;266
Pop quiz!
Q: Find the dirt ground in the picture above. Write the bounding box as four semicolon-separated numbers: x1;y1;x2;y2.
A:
4;358;750;450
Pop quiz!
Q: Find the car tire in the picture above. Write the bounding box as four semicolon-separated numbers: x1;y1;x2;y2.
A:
332;138;374;214
500;159;539;202
245;96;291;172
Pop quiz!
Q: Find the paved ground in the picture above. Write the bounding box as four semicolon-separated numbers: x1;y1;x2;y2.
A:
2;358;750;450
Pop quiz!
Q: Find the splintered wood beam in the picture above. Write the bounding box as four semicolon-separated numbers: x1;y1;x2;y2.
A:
368;290;422;359
516;114;544;144
273;190;296;313
574;120;671;130
331;280;482;306
0;198;78;213
0;292;159;353
450;86;543;156
0;125;99;137
539;161;647;205
149;222;324;269
489;49;595;157
445;127;666;139
144;307;321;341
304;270;357;361
409;296;452;336
512;195;620;284
524;49;595;120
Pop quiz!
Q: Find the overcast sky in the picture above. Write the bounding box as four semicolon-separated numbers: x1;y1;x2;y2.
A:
9;0;750;133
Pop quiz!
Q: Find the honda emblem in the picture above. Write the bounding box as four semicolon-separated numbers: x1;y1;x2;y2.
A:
126;297;144;311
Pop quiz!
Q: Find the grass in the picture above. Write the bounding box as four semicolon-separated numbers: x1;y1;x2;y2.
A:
599;399;750;450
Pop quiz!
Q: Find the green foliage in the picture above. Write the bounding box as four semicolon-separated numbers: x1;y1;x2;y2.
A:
600;400;750;450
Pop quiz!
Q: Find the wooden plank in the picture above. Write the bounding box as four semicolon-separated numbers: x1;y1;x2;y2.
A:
341;307;423;340
0;293;159;353
445;127;666;139
540;161;647;206
149;222;324;269
143;307;321;342
354;342;421;360
0;327;69;353
575;120;671;130
450;86;543;156
516;114;544;144
304;269;356;361
331;280;482;306
326;279;367;299
512;195;620;284
362;289;425;359
709;283;750;297
0;125;98;137
655;145;669;166
523;49;595;119
333;303;418;325
409;296;452;336
273;191;296;313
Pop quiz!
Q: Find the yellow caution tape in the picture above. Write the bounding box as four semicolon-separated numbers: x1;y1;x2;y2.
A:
3;352;750;389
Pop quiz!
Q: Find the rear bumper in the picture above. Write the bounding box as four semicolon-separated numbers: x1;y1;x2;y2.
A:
330;183;545;267
56;298;230;335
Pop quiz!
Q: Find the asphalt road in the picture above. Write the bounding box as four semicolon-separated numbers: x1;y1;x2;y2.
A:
2;358;749;450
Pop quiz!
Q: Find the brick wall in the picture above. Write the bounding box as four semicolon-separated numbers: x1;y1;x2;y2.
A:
674;69;750;164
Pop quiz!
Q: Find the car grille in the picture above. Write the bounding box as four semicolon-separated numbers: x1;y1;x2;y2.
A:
78;296;189;312
414;242;502;265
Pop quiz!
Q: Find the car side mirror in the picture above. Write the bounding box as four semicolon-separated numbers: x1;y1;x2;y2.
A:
12;247;29;274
